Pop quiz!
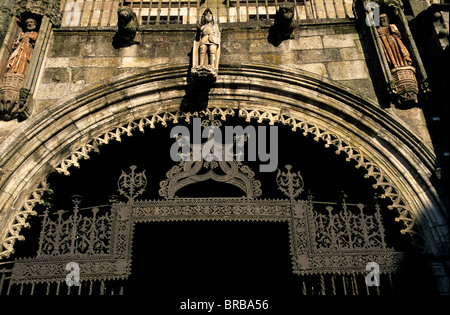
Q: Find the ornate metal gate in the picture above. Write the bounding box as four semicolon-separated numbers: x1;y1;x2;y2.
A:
1;149;403;295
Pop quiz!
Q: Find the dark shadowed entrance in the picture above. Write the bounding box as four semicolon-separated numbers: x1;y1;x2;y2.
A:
127;220;300;311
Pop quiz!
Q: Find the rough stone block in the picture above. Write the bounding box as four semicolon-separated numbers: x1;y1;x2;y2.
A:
339;47;365;60
326;60;369;80
298;49;340;63
390;107;433;146
261;53;283;64
122;57;169;68
84;68;115;83
322;34;357;48
289;36;323;50
49;37;83;57
33;100;55;115
295;27;335;37
249;39;290;53
35;83;71;100
81;37;118;57
70;67;86;84
45;57;70;68
70;57;121;68
338;79;377;100
42;68;70;84
295;63;328;77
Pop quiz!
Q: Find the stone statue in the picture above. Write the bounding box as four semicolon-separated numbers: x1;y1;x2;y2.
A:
112;6;139;48
0;17;39;121
268;1;296;46
377;13;418;105
6;18;38;75
191;8;221;84
378;13;412;69
199;8;220;68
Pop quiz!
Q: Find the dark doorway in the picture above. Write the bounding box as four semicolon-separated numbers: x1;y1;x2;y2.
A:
126;220;301;311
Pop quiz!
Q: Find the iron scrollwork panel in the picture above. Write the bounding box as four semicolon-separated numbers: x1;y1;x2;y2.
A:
11;198;402;285
291;199;403;275
10;163;403;287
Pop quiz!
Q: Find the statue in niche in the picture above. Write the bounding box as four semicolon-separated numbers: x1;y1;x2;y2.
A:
377;13;418;105
112;6;139;48
0;17;39;121
268;1;296;46
191;8;221;84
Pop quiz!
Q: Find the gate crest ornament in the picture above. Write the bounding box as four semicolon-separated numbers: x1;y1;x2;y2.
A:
276;165;304;199
117;165;147;202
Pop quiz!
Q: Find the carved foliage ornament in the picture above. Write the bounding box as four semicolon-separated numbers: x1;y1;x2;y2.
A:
118;165;147;202
159;118;262;199
276;165;304;199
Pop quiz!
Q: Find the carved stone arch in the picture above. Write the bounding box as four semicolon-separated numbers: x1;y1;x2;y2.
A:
0;64;447;262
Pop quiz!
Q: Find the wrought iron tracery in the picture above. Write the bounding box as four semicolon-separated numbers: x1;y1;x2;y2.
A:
0;104;422;296
6;159;402;294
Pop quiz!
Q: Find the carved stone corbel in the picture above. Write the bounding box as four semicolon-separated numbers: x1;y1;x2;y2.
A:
112;6;140;49
268;1;296;46
0;0;61;121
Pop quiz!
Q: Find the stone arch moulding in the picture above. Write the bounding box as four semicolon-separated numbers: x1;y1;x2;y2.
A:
0;64;447;262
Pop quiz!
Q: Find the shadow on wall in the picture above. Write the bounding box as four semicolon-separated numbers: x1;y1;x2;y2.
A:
180;46;211;113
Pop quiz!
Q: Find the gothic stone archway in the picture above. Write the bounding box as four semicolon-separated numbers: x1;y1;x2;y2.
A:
0;64;447;291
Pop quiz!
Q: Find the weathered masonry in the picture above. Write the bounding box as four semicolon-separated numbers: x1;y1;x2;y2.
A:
0;0;448;298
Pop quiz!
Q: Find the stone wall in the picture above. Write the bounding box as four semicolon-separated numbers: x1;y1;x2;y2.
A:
36;21;377;115
0;17;435;151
